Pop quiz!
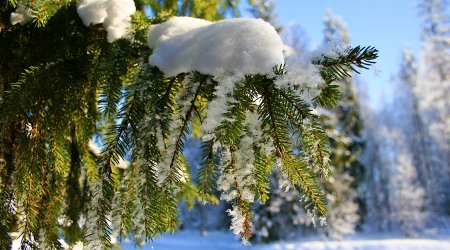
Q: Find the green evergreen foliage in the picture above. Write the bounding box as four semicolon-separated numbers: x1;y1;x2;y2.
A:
197;139;220;203
252;11;370;242
0;1;377;248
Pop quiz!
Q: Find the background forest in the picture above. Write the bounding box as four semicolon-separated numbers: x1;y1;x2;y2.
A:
0;0;449;250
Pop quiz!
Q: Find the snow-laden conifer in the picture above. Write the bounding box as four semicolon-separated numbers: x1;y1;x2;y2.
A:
0;2;377;248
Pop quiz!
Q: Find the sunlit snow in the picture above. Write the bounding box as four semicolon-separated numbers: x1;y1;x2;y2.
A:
119;231;450;250
10;2;32;25
147;17;285;77
77;0;136;42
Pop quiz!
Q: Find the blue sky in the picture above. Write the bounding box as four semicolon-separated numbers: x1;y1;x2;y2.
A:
252;0;423;109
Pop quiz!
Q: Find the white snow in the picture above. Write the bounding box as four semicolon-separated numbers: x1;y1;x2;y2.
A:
201;75;241;139
10;2;32;26
12;230;450;250
227;206;251;244
116;157;130;169
119;230;450;250
88;139;101;156
304;40;348;62
147;17;212;49
274;60;325;101
102;0;136;42
77;0;136;42
147;17;285;77
274;40;355;102
77;0;107;26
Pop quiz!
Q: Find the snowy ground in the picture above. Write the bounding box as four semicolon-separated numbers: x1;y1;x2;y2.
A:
121;230;450;250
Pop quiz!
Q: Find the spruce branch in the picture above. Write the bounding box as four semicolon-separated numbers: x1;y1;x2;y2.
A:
213;78;254;148
313;46;378;79
236;197;253;241
0;126;17;249
252;150;272;203
314;83;340;108
313;46;377;108
229;147;253;241
134;159;167;241
301;120;331;178
112;166;136;240
257;79;290;158
35;132;68;248
256;76;328;218
163;77;204;187
155;77;182;149
1;64;44;122
284;156;327;217
197;139;219;202
86;82;145;248
98;40;133;120
276;88;315;125
162;188;180;232
18;137;45;250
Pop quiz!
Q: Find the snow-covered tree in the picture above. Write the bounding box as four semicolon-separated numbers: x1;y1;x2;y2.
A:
395;147;427;236
359;110;396;232
360;0;449;234
398;48;432;205
0;1;377;248
252;176;318;243
415;0;450;214
360;49;430;236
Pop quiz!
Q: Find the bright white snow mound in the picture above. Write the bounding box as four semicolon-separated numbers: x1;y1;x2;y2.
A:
10;2;32;26
77;0;136;42
147;16;285;77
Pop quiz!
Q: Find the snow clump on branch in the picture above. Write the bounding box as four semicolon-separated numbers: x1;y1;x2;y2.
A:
147;16;334;139
147;16;328;102
77;0;136;42
147;16;285;77
10;2;32;25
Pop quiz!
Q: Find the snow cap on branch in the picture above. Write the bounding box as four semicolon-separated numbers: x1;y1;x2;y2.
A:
148;17;212;48
10;2;32;26
147;16;285;77
77;0;136;42
77;0;107;26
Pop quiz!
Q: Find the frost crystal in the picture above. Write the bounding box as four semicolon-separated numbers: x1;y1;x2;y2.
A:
202;75;242;139
84;179;106;248
216;127;257;203
77;0;136;42
275;60;325;101
227;206;251;245
274;41;352;102
155;80;200;186
304;40;348;62
147;17;284;77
